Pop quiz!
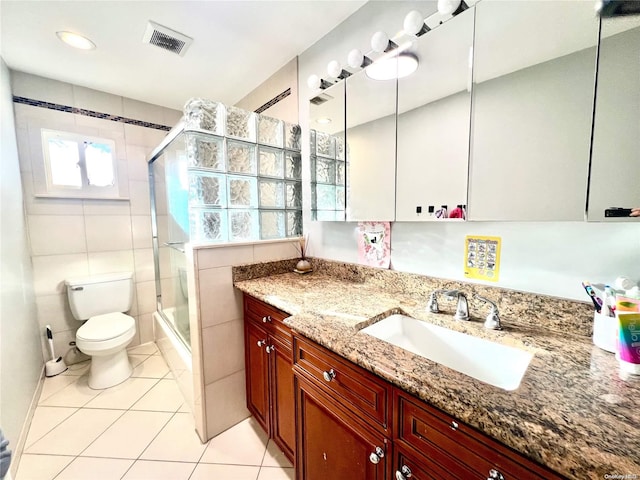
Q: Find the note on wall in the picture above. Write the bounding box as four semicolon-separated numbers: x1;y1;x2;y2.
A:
358;221;391;269
464;235;501;282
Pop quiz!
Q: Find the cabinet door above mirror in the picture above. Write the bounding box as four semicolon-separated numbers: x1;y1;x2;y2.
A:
395;7;474;222
345;66;397;221
468;1;599;221
310;82;346;221
588;15;640;221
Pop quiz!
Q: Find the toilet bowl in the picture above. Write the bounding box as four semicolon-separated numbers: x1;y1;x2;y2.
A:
65;272;137;390
76;312;136;389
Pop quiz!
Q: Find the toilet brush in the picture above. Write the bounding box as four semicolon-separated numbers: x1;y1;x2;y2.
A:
45;325;68;377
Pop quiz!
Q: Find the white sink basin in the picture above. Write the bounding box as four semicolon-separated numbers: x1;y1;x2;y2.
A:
360;314;533;391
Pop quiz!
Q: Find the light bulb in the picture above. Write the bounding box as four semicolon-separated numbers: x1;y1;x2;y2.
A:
403;10;425;36
327;60;341;79
56;31;96;50
307;74;321;90
347;49;364;69
437;0;462;15
371;31;390;53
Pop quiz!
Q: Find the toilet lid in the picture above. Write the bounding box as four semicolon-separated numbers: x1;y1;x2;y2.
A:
77;313;135;342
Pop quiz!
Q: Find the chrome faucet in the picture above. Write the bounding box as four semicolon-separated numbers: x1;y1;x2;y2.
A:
474;294;502;330
444;290;469;321
426;289;445;313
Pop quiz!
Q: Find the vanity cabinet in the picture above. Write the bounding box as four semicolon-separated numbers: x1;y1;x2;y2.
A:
243;294;295;463
293;334;391;480
292;331;566;480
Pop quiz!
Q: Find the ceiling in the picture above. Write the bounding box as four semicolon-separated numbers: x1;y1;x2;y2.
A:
0;1;367;110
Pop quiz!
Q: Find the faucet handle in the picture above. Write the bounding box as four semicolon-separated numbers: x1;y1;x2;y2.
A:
426;289;444;313
474;295;502;330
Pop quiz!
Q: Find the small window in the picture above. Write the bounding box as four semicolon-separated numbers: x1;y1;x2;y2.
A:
40;130;120;198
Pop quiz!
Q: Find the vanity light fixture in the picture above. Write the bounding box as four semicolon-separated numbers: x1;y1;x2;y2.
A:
366;53;418;81
437;0;469;16
56;31;96;50
371;31;398;54
307;74;334;91
347;49;372;69
404;10;431;37
327;60;351;80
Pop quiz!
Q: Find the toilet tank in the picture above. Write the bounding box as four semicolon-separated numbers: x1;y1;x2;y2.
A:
65;272;134;320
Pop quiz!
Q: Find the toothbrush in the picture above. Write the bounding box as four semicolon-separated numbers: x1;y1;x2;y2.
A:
582;282;603;312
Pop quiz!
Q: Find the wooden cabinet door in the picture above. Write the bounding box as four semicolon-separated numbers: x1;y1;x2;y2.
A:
270;334;295;463
296;376;389;480
245;321;270;433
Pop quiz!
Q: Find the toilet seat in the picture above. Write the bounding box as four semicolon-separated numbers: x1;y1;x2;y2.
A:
77;312;135;342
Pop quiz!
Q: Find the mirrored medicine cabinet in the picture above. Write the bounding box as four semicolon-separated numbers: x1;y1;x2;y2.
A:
587;14;640;221
310;0;636;223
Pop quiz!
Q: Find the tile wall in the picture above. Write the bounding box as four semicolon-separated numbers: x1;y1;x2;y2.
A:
192;238;299;440
11;71;182;364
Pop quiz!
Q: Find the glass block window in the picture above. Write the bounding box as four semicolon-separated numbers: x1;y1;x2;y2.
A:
258;115;283;147
310;129;346;221
259;147;284;178
187;134;224;171
226;105;256;142
184;104;302;244
227;140;257;175
184;99;225;135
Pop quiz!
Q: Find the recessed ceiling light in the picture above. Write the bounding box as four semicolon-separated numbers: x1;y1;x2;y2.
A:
316;117;332;125
366;53;418;81
56;31;96;50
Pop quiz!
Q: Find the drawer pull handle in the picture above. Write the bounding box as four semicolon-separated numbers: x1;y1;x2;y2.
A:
450;421;459;431
369;446;384;464
488;469;505;480
322;369;336;382
396;465;412;480
266;345;275;354
257;340;266;348
262;315;272;323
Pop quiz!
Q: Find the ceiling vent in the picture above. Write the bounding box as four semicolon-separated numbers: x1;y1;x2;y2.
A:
310;93;334;105
143;21;192;57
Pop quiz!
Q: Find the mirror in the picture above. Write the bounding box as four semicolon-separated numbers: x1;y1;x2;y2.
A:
587;15;640;221
468;0;599;221
395;7;475;222
310;81;346;221
345;66;397;221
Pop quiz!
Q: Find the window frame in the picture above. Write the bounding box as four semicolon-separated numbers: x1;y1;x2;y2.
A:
40;129;120;199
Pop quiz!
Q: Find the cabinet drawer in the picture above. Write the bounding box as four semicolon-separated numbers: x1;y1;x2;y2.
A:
293;334;391;432
244;294;291;342
395;391;564;480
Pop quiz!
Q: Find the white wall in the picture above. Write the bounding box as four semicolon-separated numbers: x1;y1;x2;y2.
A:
298;1;640;301
0;58;42;476
11;71;182;363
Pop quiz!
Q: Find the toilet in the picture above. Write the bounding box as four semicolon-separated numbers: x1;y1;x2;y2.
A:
65;272;137;389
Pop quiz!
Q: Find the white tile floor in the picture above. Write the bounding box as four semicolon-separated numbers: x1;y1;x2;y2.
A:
15;343;294;480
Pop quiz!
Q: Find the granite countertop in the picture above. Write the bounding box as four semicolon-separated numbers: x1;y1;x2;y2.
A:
234;270;640;480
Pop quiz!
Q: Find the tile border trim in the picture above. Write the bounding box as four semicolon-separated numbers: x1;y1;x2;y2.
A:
12;96;173;132
254;87;292;114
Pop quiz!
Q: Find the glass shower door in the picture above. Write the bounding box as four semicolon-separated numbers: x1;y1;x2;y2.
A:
150;133;191;349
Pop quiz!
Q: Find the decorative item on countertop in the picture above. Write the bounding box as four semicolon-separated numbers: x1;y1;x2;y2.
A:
294;236;312;274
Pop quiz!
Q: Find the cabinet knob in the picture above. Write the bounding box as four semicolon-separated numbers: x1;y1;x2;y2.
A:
322;369;336;382
450;421;459;431
257;340;266;348
396;465;412;480
368;446;384;465
488;469;505;480
265;345;275;354
262;315;272;323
